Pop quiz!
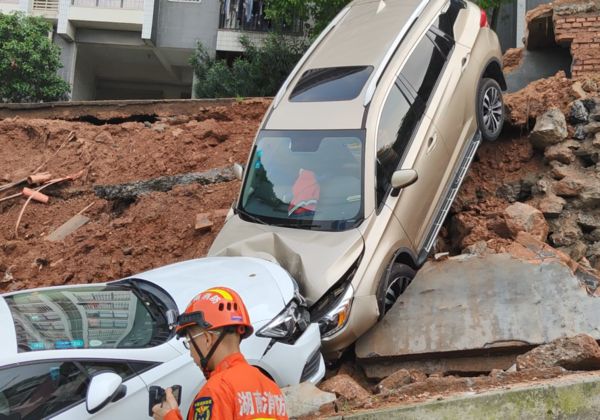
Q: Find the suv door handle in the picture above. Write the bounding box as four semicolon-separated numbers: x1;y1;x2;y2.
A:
426;134;437;154
461;54;470;72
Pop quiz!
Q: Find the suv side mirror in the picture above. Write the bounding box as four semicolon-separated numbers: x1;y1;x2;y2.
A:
86;372;127;414
391;169;418;189
233;163;244;181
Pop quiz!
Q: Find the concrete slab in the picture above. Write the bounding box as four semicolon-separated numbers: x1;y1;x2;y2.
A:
356;254;600;360
361;354;518;379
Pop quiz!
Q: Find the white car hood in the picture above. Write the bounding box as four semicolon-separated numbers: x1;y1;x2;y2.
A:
134;257;295;323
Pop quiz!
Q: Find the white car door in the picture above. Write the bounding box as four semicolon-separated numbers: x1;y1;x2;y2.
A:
51;360;151;420
136;349;204;418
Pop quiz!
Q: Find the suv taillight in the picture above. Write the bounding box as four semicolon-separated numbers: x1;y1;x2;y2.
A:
480;8;488;28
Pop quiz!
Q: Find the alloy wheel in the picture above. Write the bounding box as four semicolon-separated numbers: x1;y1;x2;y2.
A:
482;86;503;135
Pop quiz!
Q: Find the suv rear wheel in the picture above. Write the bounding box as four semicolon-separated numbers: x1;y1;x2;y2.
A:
477;77;504;142
378;263;415;317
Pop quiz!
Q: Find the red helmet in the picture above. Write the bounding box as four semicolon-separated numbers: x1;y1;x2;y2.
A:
175;287;253;339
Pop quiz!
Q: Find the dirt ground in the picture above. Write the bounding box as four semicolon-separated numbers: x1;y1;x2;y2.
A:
0;100;269;292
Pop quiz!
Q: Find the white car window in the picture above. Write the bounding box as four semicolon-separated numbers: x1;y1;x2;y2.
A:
0;361;87;419
0;360;143;419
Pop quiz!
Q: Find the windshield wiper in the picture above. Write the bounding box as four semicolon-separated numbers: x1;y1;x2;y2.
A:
272;221;322;229
234;207;268;225
120;279;167;324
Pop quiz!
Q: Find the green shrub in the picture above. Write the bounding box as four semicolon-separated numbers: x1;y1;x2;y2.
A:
0;12;70;102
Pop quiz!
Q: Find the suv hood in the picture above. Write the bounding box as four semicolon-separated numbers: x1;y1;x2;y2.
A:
208;216;364;304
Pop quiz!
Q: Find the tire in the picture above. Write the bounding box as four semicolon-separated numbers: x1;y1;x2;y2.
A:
476;77;504;142
378;263;416;318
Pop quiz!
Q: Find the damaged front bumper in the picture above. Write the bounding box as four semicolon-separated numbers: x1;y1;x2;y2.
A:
253;322;325;386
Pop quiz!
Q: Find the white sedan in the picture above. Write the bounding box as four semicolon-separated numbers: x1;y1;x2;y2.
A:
0;257;324;419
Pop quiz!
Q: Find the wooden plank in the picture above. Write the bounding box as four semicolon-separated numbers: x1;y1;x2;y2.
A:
45;214;90;242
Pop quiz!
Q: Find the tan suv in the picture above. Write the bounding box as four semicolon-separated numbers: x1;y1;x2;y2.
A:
209;0;506;358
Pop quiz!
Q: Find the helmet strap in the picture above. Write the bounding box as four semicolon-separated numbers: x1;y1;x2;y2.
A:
190;330;227;375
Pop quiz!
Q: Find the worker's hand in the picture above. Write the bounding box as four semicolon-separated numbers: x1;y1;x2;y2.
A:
152;387;180;420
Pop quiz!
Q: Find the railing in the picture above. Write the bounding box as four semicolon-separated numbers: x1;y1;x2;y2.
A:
33;0;59;10
72;0;143;10
219;1;304;34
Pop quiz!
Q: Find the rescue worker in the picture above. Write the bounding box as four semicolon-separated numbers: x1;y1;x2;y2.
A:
152;287;288;420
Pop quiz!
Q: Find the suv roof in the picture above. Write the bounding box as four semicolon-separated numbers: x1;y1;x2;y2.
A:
265;0;443;131
307;0;424;69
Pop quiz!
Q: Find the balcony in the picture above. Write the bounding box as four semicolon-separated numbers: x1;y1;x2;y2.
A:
68;0;144;30
32;0;59;18
72;0;142;10
218;0;304;35
33;0;58;9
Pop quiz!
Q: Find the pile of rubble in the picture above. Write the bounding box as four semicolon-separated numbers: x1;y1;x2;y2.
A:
282;334;600;417
446;97;600;274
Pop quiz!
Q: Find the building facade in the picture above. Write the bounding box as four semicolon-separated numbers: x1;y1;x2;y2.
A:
1;0;552;101
0;0;288;100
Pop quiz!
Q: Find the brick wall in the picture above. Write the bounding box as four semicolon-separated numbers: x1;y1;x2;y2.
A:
554;13;600;76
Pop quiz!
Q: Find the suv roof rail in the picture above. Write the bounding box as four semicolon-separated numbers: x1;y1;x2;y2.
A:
363;0;432;107
272;6;352;109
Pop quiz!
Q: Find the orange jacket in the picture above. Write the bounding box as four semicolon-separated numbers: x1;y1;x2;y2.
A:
288;169;320;216
165;353;288;420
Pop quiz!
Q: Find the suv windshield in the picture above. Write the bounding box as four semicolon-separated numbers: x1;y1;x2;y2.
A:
5;284;173;352
239;130;364;231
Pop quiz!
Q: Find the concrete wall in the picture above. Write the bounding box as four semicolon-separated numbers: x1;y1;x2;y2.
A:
71;48;96;100
95;79;191;99
0;1;20;13
155;0;219;51
76;28;145;46
493;0;553;51
494;1;518;52
55;33;77;97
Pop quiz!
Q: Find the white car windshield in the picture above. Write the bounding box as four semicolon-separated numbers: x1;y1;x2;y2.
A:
5;283;172;352
239;130;365;231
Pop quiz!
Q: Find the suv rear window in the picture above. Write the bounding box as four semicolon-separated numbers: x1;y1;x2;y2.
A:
5;285;172;352
290;66;373;102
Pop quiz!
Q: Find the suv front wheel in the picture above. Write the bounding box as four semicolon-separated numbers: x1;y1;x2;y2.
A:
477;77;504;142
378;263;415;318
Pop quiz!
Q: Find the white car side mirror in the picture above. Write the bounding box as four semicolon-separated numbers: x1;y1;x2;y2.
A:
86;372;126;414
233;163;244;181
391;169;418;189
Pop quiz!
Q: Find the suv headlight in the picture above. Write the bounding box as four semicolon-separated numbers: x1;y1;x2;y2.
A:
256;299;310;343
312;283;354;338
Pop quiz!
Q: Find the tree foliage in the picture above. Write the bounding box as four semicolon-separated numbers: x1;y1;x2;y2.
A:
474;0;515;30
264;0;352;37
0;13;69;103
190;34;308;98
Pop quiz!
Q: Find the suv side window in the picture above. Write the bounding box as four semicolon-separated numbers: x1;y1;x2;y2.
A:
400;33;449;106
0;361;88;419
376;80;425;207
433;0;464;39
